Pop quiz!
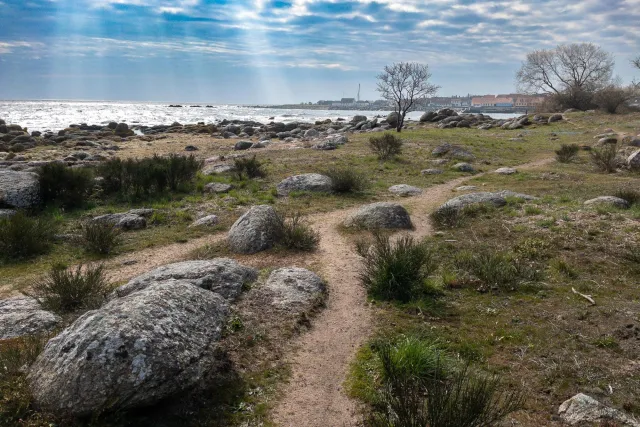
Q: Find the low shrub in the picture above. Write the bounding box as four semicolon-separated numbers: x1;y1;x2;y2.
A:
324;167;368;193
233;155;265;180
277;212;320;252
27;264;112;314
589;143;618;173
453;249;542;291
81;221;122;255
614;188;640;206
356;233;435;302
39;162;94;209
430;204;496;229
555;144;580;163
0;212;56;261
369;133;403;160
369;337;524;427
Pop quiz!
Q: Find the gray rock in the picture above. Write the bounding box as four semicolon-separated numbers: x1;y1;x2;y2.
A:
388;184;422;196
204;183;233;193
432;143;451;156
304;128;319;138
202;164;235;175
228;205;282;254
234;140;253;150
386;112;399;127
264;268;326;309
0;208;17;219
0;297;61;340
628;149;640;170
113;258;257;301
93;213;146;230
28;281;229;416
184;145;198;151
455;185;478;192
452;162;475;172
496;190;538;201
344;202;412;229
189;214;219;228
495;167;517;175
598;137;618;145
0;170;40;209
421;168;443;175
128;208;154;217
436;192;507;214
114;123;131;136
276;173;333;196
420;111;438;122
548;114;563;123
584;196;630;209
352;115;367;123
558;393;640;426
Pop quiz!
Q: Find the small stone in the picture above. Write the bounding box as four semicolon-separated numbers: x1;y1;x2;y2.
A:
204;183;233;194
421;168;443;175
495;167;517;175
584;196;630;209
388;184;422;196
189;215;219;228
452;162;475;172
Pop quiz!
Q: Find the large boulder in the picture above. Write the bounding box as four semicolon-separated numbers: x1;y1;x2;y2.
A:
264;268;326;309
28;281;229;416
0;170;40;209
548;113;563;123
234;140;253;151
112;258;257;301
558;393;640;426
386;112;399;127
114;123;132;136
628;149;640;170
351;115;367;123
228;205;282;254
0;297;61;340
420;111;438;122
344;202;412;229
276;173;333;196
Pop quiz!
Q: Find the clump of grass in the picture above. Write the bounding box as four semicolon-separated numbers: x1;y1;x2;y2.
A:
549;258;579;279
233;155;265;180
81;221;122;255
430;205;466;229
38;162;94;209
368;336;523;427
277;212;320;252
589;143;619;173
453;249;542;291
369;133;403;160
324;167;368;193
27;264;112;314
614;188;640;206
356;232;435;302
0;212;56;261
555;144;580;163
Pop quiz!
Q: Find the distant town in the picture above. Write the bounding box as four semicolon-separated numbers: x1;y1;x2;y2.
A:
259;93;549;113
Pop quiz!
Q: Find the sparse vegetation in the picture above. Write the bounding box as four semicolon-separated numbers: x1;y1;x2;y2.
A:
38;163;94;209
555;143;580;163
27;264;112;314
233;155;266;180
0;212;56;261
277;211;320;252
369;133;403;160
356;232;435;302
589;142;619;172
81;221;122;255
324;167;368;193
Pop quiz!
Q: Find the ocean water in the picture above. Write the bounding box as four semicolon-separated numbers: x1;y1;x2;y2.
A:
0;100;519;132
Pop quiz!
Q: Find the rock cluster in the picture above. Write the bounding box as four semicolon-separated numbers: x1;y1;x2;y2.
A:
418;109;562;130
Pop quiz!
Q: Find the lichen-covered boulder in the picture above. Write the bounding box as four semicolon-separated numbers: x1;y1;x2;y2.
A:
452;162;475;172
0;170;40;209
344;202;412;229
0;297;61;340
28;281;229;416
264;268;326;309
93;213;146;230
112;258;257;301
188;214;220;228
584;196;630;209
495;167;517;175
388;184;422;197
435;192;507;214
276;173;333;196
228;205;282;254
558;393;640;426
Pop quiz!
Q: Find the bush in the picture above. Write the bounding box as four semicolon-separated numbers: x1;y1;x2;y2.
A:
589;143;619;173
369;338;523;427
277;212;320;252
614;188;640;206
39;163;94;209
81;221;122;255
593;85;634;114
28;264;112;314
369;133;403;160
453;249;542;291
0;212;56;261
356;233;435;302
324;167;368;193
98;154;202;200
233;155;265;180
555;144;580;163
430;205;466;229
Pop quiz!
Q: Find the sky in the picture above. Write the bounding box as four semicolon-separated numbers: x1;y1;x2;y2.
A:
0;0;638;104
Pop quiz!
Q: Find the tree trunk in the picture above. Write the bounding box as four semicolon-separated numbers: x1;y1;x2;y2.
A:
396;112;406;132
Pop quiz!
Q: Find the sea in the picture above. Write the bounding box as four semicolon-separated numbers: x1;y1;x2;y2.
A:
0;100;520;133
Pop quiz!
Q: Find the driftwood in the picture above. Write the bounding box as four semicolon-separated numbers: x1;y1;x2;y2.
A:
572;287;596;305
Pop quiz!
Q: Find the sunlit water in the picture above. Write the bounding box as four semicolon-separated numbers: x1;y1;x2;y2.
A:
0;100;519;132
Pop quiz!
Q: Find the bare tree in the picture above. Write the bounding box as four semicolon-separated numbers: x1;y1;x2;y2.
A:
516;43;614;110
377;62;439;132
633;56;640;70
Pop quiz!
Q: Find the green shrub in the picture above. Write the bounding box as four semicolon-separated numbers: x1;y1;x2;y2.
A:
453;249;542;291
27;264;112;314
81;221;122;255
38;162;94;209
369;133;403;160
555;144;580;163
356;233;435;302
233;155;265;180
369;338;523;427
430;205;466;229
0;212;56;261
614;188;640;206
277;212;320;252
324;167;368;193
589;143;618;173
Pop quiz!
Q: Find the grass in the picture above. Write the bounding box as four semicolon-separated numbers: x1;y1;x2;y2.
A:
369;133;403;160
324;166;369;193
277;211;320;252
81;221;122;255
0;212;57;261
555;143;580;163
233;155;266;180
26;264;113;314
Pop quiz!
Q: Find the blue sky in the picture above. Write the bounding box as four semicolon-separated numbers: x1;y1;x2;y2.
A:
0;0;638;103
